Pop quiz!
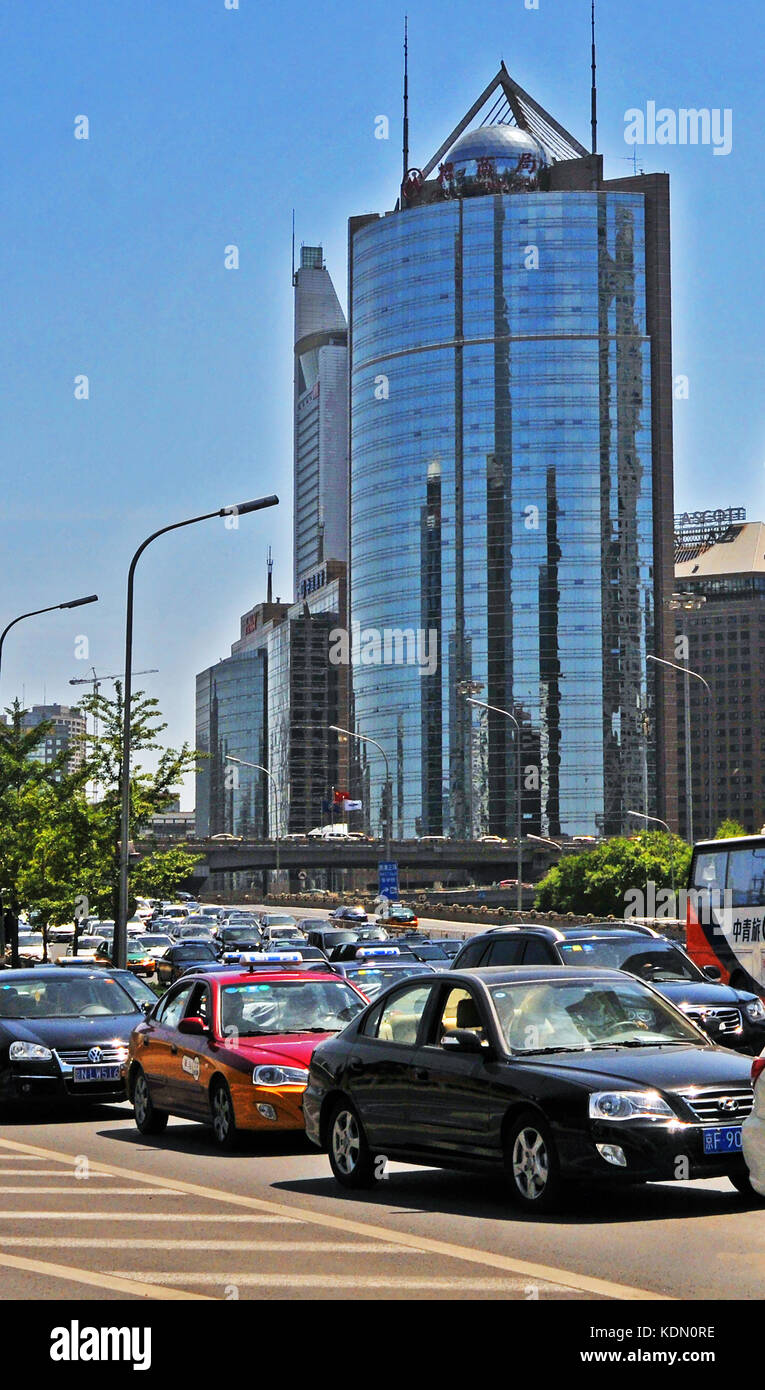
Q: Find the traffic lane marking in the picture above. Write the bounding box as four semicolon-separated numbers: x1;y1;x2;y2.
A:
0;1238;406;1251
0;1252;214;1301
109;1272;581;1295
0;1212;298;1222
0;1135;671;1301
0;1186;188;1195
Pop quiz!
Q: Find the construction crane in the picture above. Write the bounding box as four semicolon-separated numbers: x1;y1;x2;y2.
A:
69;667;158;798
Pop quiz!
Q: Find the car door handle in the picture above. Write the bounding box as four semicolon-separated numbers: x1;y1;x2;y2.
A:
415;1067;429;1081
348;1057;363;1074
170;1044;178;1055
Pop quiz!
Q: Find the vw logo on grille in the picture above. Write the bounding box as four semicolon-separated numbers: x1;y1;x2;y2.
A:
719;1097;741;1114
87;1046;104;1064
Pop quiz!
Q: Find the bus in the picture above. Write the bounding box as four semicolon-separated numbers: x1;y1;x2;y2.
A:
687;835;765;993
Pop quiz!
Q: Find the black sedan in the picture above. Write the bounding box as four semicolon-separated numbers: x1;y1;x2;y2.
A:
0;968;146;1106
156;942;219;986
304;965;757;1210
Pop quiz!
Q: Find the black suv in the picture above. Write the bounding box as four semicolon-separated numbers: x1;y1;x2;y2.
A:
452;924;765;1053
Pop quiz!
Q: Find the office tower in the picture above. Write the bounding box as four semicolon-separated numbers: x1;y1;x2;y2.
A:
348;65;677;839
674;507;765;837
293;245;348;594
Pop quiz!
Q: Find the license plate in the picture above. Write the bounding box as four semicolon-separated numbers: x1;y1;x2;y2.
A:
72;1065;121;1083
703;1125;742;1154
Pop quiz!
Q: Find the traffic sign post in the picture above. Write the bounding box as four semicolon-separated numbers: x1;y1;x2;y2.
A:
378;861;400;902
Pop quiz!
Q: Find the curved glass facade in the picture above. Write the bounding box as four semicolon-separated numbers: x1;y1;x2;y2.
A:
350;190;656;839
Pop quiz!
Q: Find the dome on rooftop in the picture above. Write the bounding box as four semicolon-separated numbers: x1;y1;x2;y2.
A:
443;123;548;196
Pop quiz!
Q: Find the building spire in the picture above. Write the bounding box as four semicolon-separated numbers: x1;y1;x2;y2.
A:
590;0;598;156
267;545;273;604
402;16;409;189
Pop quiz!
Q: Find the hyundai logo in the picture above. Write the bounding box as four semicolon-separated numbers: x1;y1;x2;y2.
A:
719;1097;741;1114
87;1046;103;1064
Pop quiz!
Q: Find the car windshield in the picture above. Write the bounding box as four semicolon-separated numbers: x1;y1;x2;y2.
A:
0;976;139;1018
112;973;158;1007
488;978;706;1054
174;945;217;960
221;928;260;943
411;944;448;960
219;979;364;1035
264;915;297;927
557;938;703;983
344;964;429;998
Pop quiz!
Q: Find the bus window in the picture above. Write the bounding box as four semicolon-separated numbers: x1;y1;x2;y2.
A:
727;847;765;907
691;850;728;895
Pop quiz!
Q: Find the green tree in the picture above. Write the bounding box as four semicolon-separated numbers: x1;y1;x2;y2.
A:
714;818;747;839
535;832;692;918
132;845;201;901
77;684;198;922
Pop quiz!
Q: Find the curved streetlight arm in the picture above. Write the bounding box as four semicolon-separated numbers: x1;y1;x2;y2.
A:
647;652;710;695
225;754;281;876
329;724;391;859
117;495;279;966
464;696;523;913
0;595;98;682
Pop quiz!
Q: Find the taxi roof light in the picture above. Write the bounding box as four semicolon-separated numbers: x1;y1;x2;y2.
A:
357;947;400;958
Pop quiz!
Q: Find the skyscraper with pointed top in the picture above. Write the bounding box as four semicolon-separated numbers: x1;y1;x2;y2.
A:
348;64;677;841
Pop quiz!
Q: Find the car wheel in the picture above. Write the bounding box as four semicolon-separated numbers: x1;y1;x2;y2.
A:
210;1077;238;1150
132;1068;168;1135
504;1110;563;1212
729;1170;765;1201
327;1099;376;1189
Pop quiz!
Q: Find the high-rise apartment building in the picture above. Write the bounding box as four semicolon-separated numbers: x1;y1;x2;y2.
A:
293;245;348;593
348;65;677;839
674;509;765;838
21;703;86;776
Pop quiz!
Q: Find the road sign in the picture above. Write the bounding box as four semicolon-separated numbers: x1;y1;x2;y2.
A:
378;861;400;902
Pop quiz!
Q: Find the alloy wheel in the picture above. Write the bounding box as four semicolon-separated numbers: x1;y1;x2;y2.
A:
332;1109;361;1176
512;1126;549;1201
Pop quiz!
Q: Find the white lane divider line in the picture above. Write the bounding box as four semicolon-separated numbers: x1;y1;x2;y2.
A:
0;1212;298;1222
0;1186;187;1195
0;1252;213;1301
3;1238;407;1252
0;1170;121;1178
0;1135;670;1301
111;1272;577;1293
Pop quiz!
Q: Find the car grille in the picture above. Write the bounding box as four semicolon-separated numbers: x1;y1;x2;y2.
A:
682;1006;742;1036
676;1085;754;1123
55;1046;127;1066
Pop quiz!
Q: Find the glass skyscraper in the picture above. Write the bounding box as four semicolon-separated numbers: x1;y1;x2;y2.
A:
348;74;677;841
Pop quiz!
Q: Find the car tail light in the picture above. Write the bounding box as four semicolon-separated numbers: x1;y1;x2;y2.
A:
752;1057;765;1085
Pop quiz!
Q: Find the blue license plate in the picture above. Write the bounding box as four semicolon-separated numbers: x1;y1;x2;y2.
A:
72;1065;121;1083
703;1125;742;1154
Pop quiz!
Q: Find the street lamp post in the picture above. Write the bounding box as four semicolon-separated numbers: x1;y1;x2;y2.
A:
329;725;391;864
464;696;523;915
116;495;278;968
225;755;281;889
0;593;98;968
627;808;676;902
648;651;712;841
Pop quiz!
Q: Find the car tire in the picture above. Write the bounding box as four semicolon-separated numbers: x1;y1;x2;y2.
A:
210;1077;238;1150
327;1098;377;1189
729;1170;765;1201
504;1110;563;1212
132;1068;169;1135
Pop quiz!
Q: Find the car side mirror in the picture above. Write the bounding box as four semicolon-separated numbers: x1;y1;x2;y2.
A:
440;1028;486;1055
703;965;722;981
178;1016;207;1036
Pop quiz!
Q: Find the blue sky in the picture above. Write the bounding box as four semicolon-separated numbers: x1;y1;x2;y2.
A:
1;0;763;805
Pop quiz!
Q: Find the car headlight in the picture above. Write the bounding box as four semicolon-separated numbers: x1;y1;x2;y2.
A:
9;1041;53;1062
589;1090;675;1122
745;999;765;1023
252;1065;310;1087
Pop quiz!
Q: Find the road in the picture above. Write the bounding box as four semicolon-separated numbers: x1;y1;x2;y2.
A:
2;906;762;1304
0;1104;762;1302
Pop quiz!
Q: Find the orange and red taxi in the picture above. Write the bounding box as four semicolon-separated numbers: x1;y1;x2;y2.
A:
124;954;368;1148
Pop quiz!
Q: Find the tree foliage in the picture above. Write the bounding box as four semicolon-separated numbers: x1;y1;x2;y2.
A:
535;832;692;918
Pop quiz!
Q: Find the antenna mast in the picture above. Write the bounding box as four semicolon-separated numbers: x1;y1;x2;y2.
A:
291;209;296;286
402;16;409;189
590;0;597;156
267;545;273;605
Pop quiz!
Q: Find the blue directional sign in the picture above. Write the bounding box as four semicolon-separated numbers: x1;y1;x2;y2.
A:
378;861;400;902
